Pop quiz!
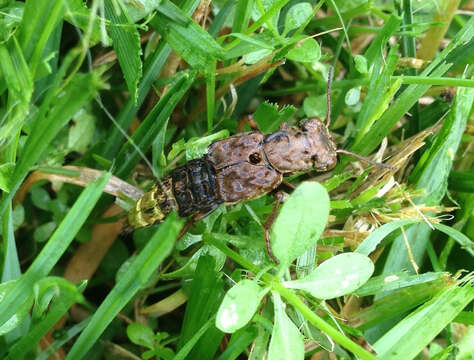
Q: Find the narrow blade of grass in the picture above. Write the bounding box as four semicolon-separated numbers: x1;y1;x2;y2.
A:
114;71;196;178
373;280;474;360
177;255;224;359
232;0;254;33
354;44;400;143
350;277;450;330
104;0;142;104
65;212;184;360
364;15;401;66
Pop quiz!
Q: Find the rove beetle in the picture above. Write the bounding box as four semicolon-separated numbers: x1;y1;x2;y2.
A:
128;68;396;262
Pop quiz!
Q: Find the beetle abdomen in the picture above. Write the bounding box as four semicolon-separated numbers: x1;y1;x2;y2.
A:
128;158;221;228
128;176;177;228
171;158;222;217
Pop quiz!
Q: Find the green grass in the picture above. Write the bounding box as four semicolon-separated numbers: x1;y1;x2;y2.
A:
0;0;473;359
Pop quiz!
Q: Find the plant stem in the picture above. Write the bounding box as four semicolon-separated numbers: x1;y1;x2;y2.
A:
417;0;461;60
261;76;474;96
205;234;379;360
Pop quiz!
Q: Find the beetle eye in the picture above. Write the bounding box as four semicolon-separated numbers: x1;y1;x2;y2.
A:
249;153;261;164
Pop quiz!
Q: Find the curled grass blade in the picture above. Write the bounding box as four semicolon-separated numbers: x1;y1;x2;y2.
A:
0;172;110;327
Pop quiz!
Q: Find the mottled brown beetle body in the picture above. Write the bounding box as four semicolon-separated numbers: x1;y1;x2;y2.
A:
128;118;338;228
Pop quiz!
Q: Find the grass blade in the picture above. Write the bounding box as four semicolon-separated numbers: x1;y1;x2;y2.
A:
373;280;474;360
65;213;184;360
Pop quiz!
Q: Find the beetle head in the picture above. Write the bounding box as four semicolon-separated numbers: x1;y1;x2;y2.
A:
262;118;337;173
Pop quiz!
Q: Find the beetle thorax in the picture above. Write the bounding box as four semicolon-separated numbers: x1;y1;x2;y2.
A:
262;118;337;173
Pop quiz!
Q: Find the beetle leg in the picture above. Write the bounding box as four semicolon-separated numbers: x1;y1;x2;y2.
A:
281;180;296;190
264;191;285;264
237;114;261;132
176;204;220;240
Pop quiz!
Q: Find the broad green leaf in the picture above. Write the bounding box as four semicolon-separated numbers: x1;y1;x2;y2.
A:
345;86;361;106
271;182;329;267
66;213;184;360
243;48;273;64
253;102;297;133
216;280;267;333
127;322;155;349
151;0;225;71
68;109;95;153
373;281;474;360
33;221;57;243
354;54;368;74
286;37;321;63
268;292;304;360
162;244;226;279
284;253;374;299
284;2;312;34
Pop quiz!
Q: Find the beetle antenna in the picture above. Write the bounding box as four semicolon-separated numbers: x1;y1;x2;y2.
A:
336;149;397;170
326;66;333;129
